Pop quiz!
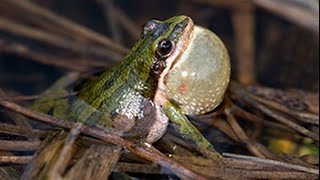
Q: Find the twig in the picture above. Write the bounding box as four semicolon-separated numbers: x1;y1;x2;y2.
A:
0;92;78;102
0;90;43;142
0;99;205;180
173;155;318;179
113;7;141;40
185;0;254;11
173;154;319;178
127;143;207;180
0;2;73;40
99;0;123;44
230;105;293;131
0;39;90;72
231;9;256;84
0;123;46;138
0;155;33;164
242;92;319;141
250;93;319;125
225;108;267;158
231;82;319;142
187;163;317;179
253;0;319;34
3;0;129;53
223;153;319;174
64;144;122;179
116;162;160;174
97;0;140;41
49;124;82;178
2;44;113;73
200;116;240;142
0;140;41;151
0;17;122;61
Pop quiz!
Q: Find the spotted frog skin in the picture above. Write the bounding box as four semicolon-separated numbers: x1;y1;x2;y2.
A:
33;15;230;160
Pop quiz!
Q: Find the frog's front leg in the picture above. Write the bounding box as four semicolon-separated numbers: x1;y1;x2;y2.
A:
163;101;223;161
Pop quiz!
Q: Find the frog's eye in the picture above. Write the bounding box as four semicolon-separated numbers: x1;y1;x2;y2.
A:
156;38;174;58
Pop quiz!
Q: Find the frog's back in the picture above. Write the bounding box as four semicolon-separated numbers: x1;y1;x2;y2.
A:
68;53;157;135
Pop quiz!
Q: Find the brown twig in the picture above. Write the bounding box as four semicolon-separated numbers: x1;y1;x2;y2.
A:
48;124;82;179
230;104;293;131
127;143;207;180
174;154;319;174
0;91;78;102
230;82;319;142
116;162;160;174
113;7;141;40
0;17;122;61
0;123;46;138
200;116;240;142
253;0;319;34
64;143;122;179
231;9;256;84
0;2;73;40
99;0;123;44
2;0;129;53
97;0;140;42
250;93;319;125
0;39;91;72
0;140;41;151
0;91;43;144
241;92;319;142
173;154;318;179
225;108;267;158
0;155;33;164
223;153;319;174
0;99;205;179
186;0;254;10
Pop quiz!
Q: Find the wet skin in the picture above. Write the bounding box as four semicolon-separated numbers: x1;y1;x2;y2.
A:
33;15;231;160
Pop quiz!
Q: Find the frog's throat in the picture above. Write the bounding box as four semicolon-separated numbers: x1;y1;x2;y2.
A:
145;17;194;143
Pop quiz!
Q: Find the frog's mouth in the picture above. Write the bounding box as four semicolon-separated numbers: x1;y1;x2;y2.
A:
156;17;194;93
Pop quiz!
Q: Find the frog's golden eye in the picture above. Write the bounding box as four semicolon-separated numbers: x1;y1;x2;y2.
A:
156;38;174;58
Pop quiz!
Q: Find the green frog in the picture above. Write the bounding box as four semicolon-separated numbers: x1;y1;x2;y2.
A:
29;15;230;174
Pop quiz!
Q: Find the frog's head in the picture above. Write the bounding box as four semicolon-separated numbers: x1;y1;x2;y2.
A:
132;16;230;115
132;15;194;77
140;16;230;115
126;15;194;95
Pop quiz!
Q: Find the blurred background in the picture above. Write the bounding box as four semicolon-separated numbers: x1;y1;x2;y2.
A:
0;1;318;178
0;0;319;95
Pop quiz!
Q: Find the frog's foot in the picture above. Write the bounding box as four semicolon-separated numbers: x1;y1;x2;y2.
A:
163;101;224;162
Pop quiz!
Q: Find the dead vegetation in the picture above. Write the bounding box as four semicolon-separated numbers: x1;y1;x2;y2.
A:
0;0;318;179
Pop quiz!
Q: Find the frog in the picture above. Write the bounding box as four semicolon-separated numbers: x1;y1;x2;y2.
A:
27;15;230;177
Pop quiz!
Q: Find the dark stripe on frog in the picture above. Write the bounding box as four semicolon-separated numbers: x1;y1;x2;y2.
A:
165;18;190;75
88;19;190;109
72;28;169;124
79;19;187;106
147;18;190;89
72;19;189;126
168;18;189;41
79;41;153;105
